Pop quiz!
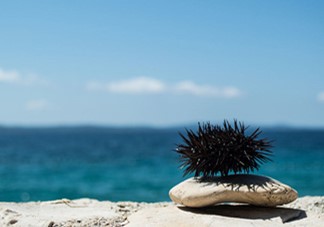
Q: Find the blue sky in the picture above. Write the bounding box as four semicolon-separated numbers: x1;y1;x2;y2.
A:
0;1;323;127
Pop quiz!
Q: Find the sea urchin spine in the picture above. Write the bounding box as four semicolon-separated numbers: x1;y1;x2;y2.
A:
176;120;272;177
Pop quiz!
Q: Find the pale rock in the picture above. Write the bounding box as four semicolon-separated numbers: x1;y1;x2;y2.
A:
169;174;298;207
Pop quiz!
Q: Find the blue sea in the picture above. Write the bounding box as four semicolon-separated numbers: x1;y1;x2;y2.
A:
0;126;323;202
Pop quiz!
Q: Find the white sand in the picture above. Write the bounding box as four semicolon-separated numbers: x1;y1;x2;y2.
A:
0;196;323;227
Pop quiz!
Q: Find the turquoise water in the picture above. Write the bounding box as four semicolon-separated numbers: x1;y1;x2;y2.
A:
0;127;323;202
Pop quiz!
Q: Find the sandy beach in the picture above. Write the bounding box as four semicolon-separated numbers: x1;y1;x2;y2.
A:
0;196;322;226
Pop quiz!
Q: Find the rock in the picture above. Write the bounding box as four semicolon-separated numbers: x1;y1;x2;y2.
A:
169;174;298;207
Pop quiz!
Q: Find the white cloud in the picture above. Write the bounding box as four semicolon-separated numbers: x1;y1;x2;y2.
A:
221;86;242;98
0;67;48;86
108;77;166;93
0;68;20;83
86;77;242;98
173;81;241;98
317;91;324;102
87;77;166;94
25;99;49;111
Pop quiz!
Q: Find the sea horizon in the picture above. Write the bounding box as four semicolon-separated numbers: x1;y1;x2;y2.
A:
2;122;324;130
1;124;323;202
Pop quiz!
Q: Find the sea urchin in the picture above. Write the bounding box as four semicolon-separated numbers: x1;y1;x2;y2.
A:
176;120;272;177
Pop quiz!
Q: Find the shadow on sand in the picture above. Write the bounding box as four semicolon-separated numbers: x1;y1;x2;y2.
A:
179;204;307;223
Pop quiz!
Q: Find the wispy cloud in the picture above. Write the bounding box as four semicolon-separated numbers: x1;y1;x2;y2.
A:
0;68;20;83
317;91;324;102
173;81;241;98
87;77;166;94
0;67;48;86
25;99;49;111
86;77;242;98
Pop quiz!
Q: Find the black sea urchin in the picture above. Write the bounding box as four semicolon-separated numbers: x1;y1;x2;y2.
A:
176;120;272;177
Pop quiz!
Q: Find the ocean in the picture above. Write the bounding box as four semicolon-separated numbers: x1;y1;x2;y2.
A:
0;126;323;202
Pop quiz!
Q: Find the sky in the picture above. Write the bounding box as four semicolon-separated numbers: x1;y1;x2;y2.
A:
0;0;323;127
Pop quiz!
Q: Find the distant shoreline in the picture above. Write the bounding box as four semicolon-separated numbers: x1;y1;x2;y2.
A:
1;124;324;132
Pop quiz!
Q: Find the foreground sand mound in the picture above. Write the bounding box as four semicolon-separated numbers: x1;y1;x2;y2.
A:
0;196;323;227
